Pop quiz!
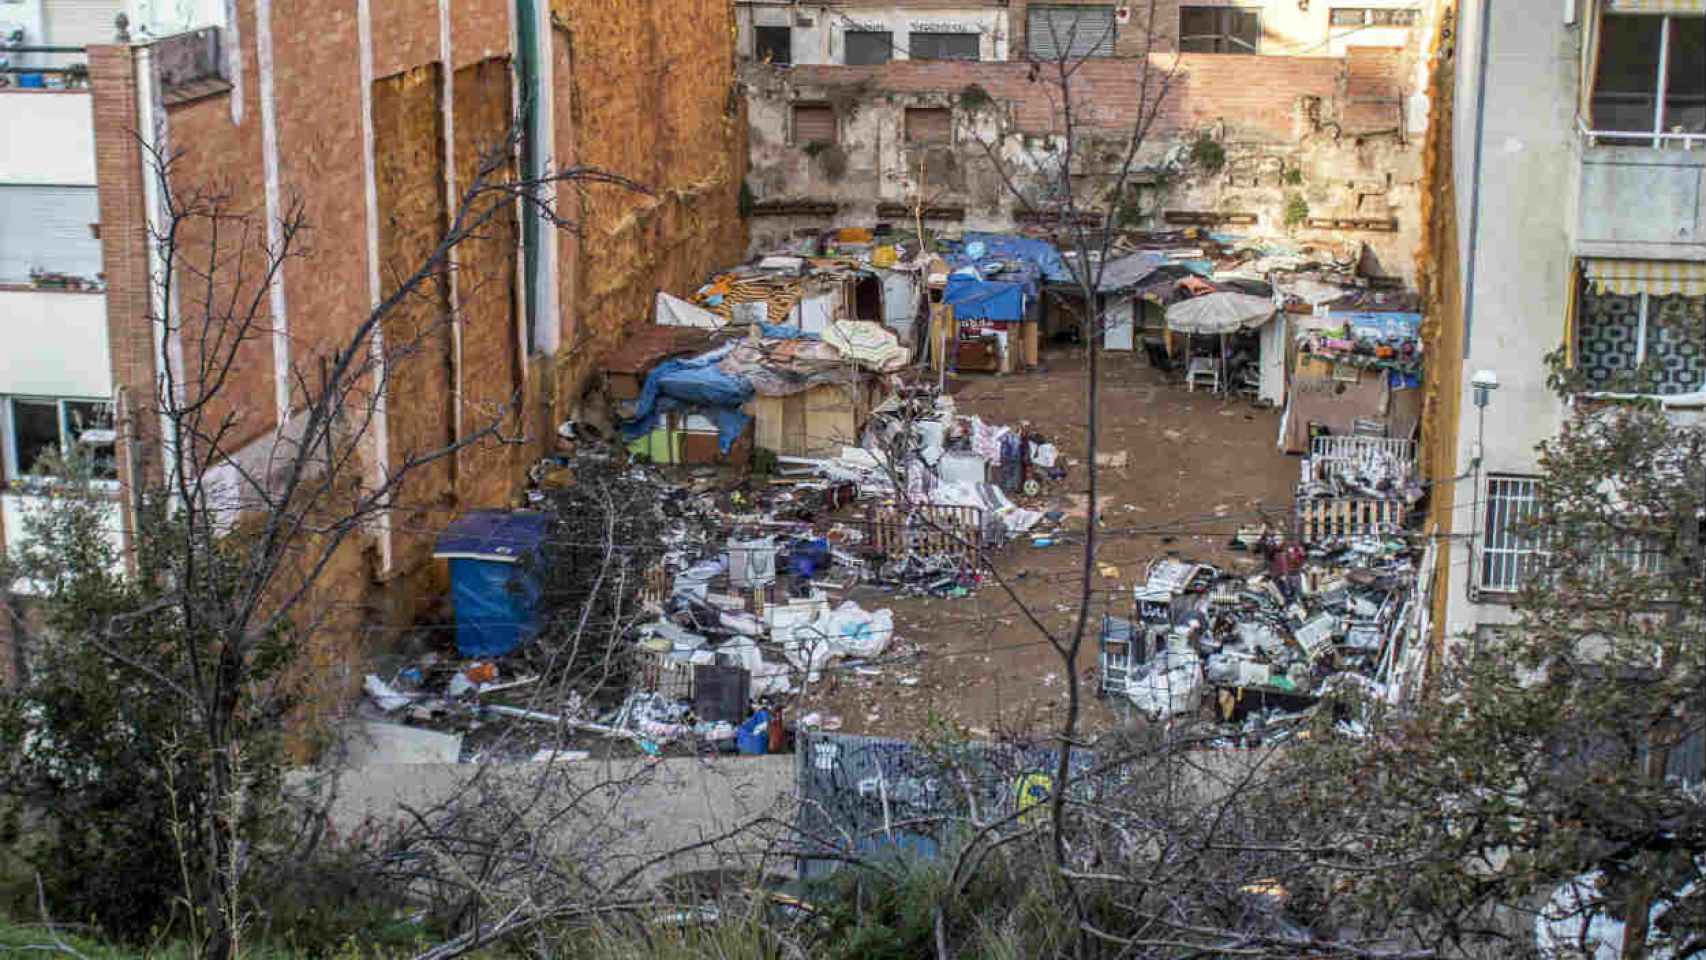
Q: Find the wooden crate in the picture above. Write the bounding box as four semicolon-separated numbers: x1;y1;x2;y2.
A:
1295;497;1407;542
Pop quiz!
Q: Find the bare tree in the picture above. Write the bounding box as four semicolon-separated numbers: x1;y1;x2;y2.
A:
0;117;646;960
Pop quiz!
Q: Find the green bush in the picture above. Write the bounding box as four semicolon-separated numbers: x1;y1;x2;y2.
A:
1189;134;1226;173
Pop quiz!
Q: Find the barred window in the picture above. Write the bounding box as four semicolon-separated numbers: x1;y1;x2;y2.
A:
1481;475;1543;593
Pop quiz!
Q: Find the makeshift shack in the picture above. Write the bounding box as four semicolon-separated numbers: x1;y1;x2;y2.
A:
433;510;548;658
1280;311;1422;453
1164;291;1282;403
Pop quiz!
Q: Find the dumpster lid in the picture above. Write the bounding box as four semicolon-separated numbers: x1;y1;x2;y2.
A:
433;510;548;563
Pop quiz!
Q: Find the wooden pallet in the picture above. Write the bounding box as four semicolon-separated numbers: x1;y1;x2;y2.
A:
1295;497;1406;542
865;502;986;567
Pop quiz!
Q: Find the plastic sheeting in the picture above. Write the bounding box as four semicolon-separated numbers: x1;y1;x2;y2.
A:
621;343;754;453
957;232;1073;284
943;274;1027;322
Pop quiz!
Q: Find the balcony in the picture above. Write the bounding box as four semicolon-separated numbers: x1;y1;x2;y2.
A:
1575;140;1706;260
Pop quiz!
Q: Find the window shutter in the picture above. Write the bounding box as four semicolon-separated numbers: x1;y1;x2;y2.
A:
1027;5;1117;60
793;105;837;144
41;0;126;46
905;107;952;143
0;186;103;284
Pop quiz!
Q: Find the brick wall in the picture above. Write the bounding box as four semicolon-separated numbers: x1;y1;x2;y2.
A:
785;54;1344;141
88;45;157;566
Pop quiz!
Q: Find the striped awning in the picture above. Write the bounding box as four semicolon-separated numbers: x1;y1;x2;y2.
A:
1605;0;1705;13
1581;258;1706;296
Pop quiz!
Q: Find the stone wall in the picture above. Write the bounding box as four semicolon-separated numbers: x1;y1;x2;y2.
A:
743;47;1426;282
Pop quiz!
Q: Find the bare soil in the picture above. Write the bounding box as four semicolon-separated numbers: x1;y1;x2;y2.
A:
798;346;1299;742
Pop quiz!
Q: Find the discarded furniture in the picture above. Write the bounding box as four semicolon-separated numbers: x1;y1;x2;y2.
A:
1186;356;1223;393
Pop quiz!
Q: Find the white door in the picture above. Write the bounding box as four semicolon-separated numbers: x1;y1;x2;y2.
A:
1103;298;1135;351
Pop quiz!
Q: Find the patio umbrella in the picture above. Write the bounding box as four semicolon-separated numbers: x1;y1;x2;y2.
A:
1164;291;1276;334
1164;292;1277;397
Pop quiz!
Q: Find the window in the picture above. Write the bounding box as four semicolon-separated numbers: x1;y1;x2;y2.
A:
1589;13;1706;145
911;32;980;61
792;103;837;145
1576;283;1706;395
0;185;104;286
905;107;952;143
1027;5;1117;60
1480;475;1543;594
1179;6;1260;54
755;25;792;65
1329;8;1419;27
843;30;893;65
2;397;116;483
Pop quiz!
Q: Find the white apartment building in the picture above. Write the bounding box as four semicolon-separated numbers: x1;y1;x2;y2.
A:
0;0;220;568
1441;0;1704;640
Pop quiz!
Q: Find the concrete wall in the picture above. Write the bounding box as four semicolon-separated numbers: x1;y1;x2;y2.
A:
0;91;97;185
1575;146;1706;259
743;49;1427;282
1440;0;1580;639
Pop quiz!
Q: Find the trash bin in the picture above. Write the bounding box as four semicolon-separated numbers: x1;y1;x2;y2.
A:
433;510;549;658
736;711;770;755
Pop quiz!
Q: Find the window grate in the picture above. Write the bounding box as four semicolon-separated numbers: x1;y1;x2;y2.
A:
1480;475;1542;593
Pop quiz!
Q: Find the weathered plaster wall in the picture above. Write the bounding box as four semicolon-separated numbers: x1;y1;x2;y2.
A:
744;49;1426;282
737;3;1010;64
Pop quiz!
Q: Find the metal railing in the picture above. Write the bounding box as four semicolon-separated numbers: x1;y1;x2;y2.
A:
0;45;89;87
1578;115;1706;150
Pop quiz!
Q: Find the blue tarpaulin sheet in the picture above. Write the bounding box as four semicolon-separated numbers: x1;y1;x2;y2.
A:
958;233;1072;284
758;323;820;340
433;510;548;658
943;273;1027;322
621;343;754;453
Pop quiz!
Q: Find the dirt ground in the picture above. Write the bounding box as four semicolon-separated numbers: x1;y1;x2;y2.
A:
797;345;1299;742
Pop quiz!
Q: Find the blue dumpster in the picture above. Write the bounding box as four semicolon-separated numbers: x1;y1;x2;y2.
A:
432;510;549;658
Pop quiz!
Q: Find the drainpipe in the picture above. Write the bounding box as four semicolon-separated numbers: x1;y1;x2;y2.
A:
514;0;541;351
1461;0;1491;362
1459;0;1494;604
134;43;181;503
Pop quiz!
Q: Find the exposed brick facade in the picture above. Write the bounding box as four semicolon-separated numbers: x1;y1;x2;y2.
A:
88;45;159;567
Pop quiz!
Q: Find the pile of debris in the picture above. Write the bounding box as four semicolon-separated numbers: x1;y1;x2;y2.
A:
1100;528;1427;745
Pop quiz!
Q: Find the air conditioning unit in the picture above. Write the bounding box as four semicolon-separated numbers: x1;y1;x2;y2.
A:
1114;6;1131;23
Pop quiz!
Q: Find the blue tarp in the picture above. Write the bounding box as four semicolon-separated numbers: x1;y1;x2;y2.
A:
943;273;1027;322
433;510;548;658
620;343;754;453
958;233;1072;284
758;323;820;340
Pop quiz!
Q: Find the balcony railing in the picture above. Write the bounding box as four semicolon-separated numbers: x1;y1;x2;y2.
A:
1579;115;1706;150
0;45;90;90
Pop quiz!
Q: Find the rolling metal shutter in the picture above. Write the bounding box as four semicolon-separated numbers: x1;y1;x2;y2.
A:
0;185;103;284
40;0;126;46
1027;5;1117;60
792;104;837;144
